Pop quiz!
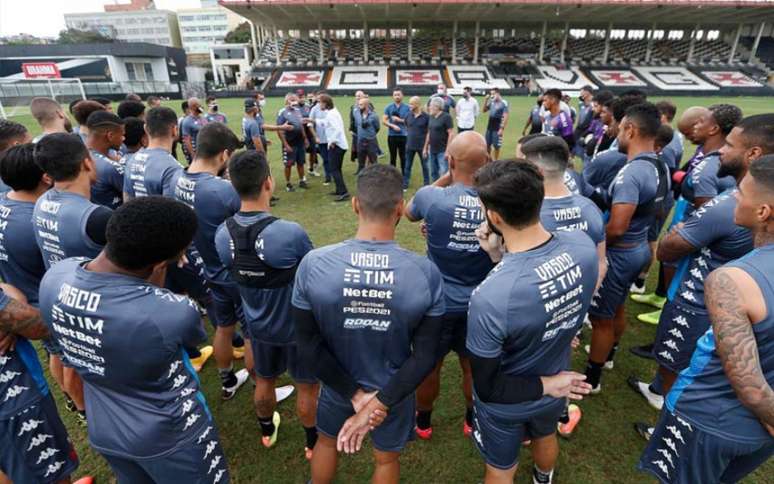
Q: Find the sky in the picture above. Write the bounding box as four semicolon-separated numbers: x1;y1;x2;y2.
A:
0;0;202;38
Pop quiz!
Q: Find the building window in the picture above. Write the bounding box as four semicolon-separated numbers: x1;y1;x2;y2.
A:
126;62;154;81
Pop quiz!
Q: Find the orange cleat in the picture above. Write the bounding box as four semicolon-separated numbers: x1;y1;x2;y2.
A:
557;404;582;438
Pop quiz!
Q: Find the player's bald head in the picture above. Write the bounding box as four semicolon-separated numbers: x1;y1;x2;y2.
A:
447;131;488;174
678;106;708;139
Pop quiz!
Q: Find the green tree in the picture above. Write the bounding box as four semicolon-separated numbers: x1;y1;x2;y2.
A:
57;28;114;44
224;22;251;44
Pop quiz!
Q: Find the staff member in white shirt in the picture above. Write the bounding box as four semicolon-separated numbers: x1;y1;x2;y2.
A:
311;93;350;201
456;86;480;133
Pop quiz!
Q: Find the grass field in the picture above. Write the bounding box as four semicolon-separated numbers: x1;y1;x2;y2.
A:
7;95;774;483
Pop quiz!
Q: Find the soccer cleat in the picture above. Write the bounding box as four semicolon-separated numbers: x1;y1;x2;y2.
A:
463;420;473;438
589;384;602;395
309;170;321;177
630;343;655;360
190;345;213;372
583;345;613;370
305;447;313;460
286;184;295;192
232;345;245;360
629;281;647;294
76;411;88;427
532;466;554;484
335;193;350;202
415;426;433;440
275;384;294;403
634;422;654;441
626;376;664;410
222;368;250;401
630;293;666;309
64;394;77;413
261;411;281;448
637;310;662;325
299;180;309;189
557;404;582;438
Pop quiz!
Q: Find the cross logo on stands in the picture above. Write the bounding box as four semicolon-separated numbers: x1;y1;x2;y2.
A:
592;70;645;86
279;72;321;85
701;71;762;88
398;71;440;84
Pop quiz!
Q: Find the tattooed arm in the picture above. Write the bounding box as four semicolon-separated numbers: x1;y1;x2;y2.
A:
705;268;774;429
0;284;48;340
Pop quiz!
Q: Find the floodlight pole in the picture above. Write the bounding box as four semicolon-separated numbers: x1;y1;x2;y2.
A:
539;21;547;61
602;22;612;64
273;25;280;64
474;21;480;64
729;23;742;64
750;22;765;64
687;24;699;64
645;23;656;63
248;20;259;62
363;20;369;62
318;22;325;64
560;21;569;64
408;20;413;62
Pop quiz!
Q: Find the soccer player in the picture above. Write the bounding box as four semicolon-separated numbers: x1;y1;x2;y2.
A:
0;284;84;484
120;117;147;156
206;96;227;124
116;100;146;121
456;86;479;134
215;150;319;457
467;160;597;484
425;97;454;181
630;114;773;438
405;131;493;440
574;86;594;150
0;119;31;195
383;89;410;174
293;164;446;483
638;154;774;484
173;123;250;400
123;107;182;200
84;111;126;210
542;89;575;150
522;97;544;137
181;97;208;163
354;95;380;174
585;103;667;392
33;133;113;421
146;95;162;108
404;96;430;189
277;93;309;191
243;99;267;154
30;97;69;142
71;100;106;143
483;88;509;160
39;197;231;483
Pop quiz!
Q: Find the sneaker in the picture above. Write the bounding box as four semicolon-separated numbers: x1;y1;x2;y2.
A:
634;422;654;441
626;376;664;410
532;466;554;484
637;309;662;325
286;184;295;192
630;293;666;309
299;180;309;189
630;281;647;294
76;411;87;427
261;411;281;448
589;383;602;395
305;447;313;460
232;345;245;360
415;426;433;440
334;193;350;202
190;345;213;372
630;343;655;360
275;384;294;403
463;420;473;437
64;394;77;413
309;170;321;177
222;368;250;401
583;345;614;370
557;404;582;438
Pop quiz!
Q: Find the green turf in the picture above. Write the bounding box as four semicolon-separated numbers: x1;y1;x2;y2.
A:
8;95;774;483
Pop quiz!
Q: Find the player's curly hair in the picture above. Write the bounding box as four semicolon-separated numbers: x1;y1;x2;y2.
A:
106;197;198;270
0;119;29;152
708;104;743;136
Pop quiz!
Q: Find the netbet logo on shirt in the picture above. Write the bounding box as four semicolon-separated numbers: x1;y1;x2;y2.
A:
342;251;395;331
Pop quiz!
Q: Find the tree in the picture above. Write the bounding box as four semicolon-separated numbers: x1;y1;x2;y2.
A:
224;22;251;44
57;28;115;44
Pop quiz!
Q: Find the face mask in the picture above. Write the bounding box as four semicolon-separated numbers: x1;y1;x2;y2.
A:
463;92;469;98
437;89;445;96
485;213;503;237
258;99;266;107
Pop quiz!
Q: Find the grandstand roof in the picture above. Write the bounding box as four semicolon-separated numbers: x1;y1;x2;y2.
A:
221;0;774;28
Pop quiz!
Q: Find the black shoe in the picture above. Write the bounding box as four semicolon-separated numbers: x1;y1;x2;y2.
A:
328;191;339;196
634;422;653;441
630;343;655;360
334;193;350;202
270;196;280;202
286;184;295;192
299;180;309;189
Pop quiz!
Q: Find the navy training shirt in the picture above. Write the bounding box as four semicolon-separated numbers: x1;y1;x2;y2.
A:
180;115;208;153
668;244;774;444
123;147;182;198
607;152;660;245
292;239;445;393
215;212;313;345
466;231;599;419
681;152;736;204
540;194;605;245
564;169;594;198
277;106;304;145
384;103;410;137
672;190;753;312
173;171;241;283
406;112;429;152
409;183;495;312
242;115;265;151
0;193;46;305
39;258;211;459
90;150;124;210
485;99;509;132
582;148;627;191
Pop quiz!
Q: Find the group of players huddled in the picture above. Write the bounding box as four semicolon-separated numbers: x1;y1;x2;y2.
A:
0;84;771;484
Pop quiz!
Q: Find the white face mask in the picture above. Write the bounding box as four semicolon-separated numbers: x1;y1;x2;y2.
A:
259;99;266;107
437;89;445;96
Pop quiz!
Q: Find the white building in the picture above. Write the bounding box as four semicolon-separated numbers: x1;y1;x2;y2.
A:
177;7;242;55
64;9;181;48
